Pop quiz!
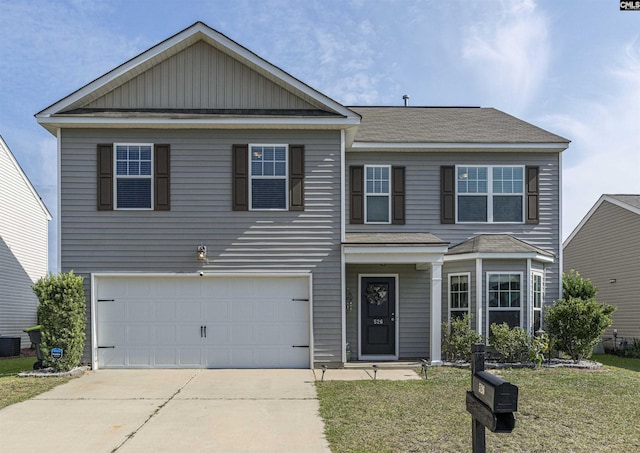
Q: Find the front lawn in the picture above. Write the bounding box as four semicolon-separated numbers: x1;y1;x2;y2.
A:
317;363;640;452
0;356;70;410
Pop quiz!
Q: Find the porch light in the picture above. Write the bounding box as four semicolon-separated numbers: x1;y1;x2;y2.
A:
197;244;207;261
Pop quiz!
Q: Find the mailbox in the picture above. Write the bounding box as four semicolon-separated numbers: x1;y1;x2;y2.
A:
466;392;516;433
472;371;518;413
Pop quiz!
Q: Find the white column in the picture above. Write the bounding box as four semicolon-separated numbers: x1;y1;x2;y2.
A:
430;262;443;365
476;258;483;336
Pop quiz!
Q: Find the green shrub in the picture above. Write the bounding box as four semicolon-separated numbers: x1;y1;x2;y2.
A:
442;314;483;361
625;338;640;359
544;296;615;361
562;269;597;300
32;272;86;371
489;323;531;363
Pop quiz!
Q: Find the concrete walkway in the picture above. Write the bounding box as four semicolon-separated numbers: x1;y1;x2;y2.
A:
0;369;331;453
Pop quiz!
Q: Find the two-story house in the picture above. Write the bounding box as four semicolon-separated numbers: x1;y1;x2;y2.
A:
35;22;569;369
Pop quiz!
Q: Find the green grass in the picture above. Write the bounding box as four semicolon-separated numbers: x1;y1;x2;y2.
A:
317;363;640;452
0;356;71;410
593;353;640;371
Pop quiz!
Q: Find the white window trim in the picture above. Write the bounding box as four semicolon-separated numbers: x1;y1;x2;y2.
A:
248;144;289;211
455;165;525;224
448;272;471;324
486;272;523;334
531;271;544;333
113;143;154;210
364;164;391;224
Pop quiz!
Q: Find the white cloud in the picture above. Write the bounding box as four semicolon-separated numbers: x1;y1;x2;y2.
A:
461;0;550;113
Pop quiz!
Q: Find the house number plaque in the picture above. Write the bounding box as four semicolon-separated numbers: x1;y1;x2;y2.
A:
373;319;384;325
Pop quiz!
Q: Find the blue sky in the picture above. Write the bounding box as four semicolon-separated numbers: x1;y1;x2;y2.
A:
1;0;638;271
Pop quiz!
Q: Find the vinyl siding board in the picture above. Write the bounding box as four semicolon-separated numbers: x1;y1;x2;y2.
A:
346;151;561;307
564;201;640;340
60;128;342;364
83;41;319;111
346;264;430;359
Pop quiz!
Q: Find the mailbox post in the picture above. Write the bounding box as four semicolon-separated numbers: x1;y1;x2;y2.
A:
466;343;518;453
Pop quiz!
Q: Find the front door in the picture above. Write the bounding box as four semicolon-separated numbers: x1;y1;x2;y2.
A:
360;276;396;356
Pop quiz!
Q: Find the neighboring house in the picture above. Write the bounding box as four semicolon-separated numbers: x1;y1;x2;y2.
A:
563;194;640;344
0;135;51;348
35;22;569;369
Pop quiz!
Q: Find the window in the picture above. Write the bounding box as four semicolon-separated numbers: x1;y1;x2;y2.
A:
487;273;522;331
532;273;543;333
365;165;391;223
449;273;470;321
250;145;288;210
457;166;524;223
115;144;153;209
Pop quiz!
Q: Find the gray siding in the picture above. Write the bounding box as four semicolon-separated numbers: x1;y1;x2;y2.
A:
346;264;430;359
60;128;342;364
346;151;562;307
83;41;318;111
564;201;640;340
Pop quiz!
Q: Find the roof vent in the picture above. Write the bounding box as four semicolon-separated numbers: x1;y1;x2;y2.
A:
402;94;410;107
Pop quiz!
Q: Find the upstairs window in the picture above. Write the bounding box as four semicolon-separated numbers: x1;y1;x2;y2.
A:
249;145;288;210
115;144;153;209
365;165;391;223
457;166;524;223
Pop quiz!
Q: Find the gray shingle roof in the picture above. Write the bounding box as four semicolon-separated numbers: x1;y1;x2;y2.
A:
344;232;447;245
607;194;640;210
447;234;554;257
348;106;570;144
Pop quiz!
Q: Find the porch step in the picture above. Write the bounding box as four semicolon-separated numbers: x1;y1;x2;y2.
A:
344;361;423;370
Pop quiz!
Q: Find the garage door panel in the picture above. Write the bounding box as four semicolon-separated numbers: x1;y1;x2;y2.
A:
96;276;310;369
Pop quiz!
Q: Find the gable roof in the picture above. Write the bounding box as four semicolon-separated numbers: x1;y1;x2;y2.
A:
36;21;360;134
348;106;570;150
446;234;554;262
0;135;52;220
563;194;640;248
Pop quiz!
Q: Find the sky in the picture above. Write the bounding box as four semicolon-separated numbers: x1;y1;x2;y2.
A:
1;0;639;271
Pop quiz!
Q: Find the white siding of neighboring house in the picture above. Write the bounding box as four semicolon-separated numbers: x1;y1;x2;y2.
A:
0;137;51;347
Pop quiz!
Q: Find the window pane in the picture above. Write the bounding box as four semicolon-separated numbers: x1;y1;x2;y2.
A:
493;196;522;222
451;311;467;322
140;161;151;176
275;162;286;176
251;179;286;209
129;161;139;175
459;292;468;308
458;196;487;222
251;161;262;176
533;311;541;332
117;179;151;209
366;196;389;222
264;162;274;176
489;311;520;329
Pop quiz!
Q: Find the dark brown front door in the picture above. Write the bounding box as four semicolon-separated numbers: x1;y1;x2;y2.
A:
361;276;396;356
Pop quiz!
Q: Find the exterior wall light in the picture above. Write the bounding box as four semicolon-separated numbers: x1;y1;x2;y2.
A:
197;244;207;261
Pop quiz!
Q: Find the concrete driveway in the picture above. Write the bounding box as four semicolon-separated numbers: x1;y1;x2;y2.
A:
0;369;330;453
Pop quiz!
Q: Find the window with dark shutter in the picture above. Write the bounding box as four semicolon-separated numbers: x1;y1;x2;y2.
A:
154;144;170;211
441;166;455;224
232;144;249;211
289;145;305;211
350;166;364;224
97;144;113;211
525;166;539;224
392;166;405;225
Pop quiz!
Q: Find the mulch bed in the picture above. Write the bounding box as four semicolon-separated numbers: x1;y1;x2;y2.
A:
0;348;36;360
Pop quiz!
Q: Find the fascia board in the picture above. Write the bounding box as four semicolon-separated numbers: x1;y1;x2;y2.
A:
343;245;448;264
36;22;358;122
350;142;569;152
444;252;554;263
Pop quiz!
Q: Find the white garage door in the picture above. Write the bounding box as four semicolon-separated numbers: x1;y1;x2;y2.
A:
95;275;311;369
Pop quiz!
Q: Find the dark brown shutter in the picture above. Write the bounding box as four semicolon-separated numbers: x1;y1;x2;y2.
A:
289;145;305;211
350;166;364;224
392;166;405;225
97;144;113;211
232;144;249;211
441;166;455;224
525;166;539;224
154;144;170;211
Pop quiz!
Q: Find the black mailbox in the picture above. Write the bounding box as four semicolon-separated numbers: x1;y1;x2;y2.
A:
472;370;518;413
466;392;516;433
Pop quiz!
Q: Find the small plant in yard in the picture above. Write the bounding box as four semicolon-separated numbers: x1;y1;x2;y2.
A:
545;271;615;361
489;323;531;363
530;331;550;367
442;314;483;361
32;271;86;372
624;338;640;359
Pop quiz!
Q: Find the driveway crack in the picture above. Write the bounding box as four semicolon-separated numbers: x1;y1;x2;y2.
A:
110;370;201;452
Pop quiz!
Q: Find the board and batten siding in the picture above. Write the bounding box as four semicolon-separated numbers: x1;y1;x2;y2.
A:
346;264;430;359
81;41;320;111
346;151;562;308
564;201;640;340
60;128;342;364
0;139;49;347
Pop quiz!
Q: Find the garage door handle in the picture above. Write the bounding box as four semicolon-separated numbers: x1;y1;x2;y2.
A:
292;345;309;348
200;326;203;338
204;325;207;338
